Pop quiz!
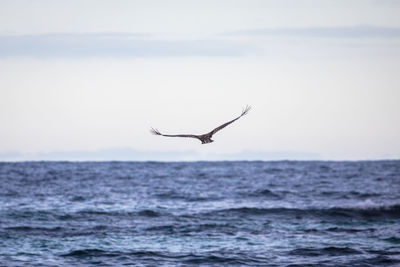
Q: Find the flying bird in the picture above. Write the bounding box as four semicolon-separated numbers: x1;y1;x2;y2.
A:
151;105;251;144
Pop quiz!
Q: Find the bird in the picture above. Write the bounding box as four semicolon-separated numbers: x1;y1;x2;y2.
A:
151;105;251;144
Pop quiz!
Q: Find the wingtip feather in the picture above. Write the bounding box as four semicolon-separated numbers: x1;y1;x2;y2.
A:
242;105;251;116
150;127;162;135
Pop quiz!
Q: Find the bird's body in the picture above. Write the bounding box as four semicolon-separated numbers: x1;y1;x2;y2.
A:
198;134;214;144
151;105;251;144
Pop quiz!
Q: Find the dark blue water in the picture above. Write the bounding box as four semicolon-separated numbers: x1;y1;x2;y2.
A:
1;161;400;266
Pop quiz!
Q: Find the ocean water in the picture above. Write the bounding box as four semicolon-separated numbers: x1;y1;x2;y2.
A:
0;161;400;266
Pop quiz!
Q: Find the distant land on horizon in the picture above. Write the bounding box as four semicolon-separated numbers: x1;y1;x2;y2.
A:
0;147;398;161
0;147;322;161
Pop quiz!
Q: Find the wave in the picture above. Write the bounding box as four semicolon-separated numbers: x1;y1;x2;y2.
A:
6;204;400;226
5;226;63;232
61;249;117;257
325;227;376;233
154;191;221;202
347;255;400;266
18;247;400;266
207;204;400;220
321;190;382;199
72;209;165;218
137;209;161;217
3;225;124;237
383;237;400;244
289;246;362;257
245;188;284;199
144;223;239;235
61;249;269;265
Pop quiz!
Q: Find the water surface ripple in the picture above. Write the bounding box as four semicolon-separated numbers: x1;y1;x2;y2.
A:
1;161;399;266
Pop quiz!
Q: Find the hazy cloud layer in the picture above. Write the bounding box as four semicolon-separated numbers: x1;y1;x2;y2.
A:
225;26;400;38
0;33;247;58
1;26;399;58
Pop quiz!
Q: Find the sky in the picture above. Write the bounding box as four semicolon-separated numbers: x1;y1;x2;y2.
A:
0;0;399;161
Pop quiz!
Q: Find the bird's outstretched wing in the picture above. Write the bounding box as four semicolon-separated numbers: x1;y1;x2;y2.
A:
150;128;200;139
208;105;251;136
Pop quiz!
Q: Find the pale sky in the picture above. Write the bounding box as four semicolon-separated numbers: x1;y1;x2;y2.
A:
0;0;399;160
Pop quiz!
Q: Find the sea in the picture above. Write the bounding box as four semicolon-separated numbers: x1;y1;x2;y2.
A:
0;161;399;266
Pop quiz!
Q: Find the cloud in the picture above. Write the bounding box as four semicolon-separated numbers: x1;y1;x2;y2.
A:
224;26;400;38
0;33;247;58
1;26;398;58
